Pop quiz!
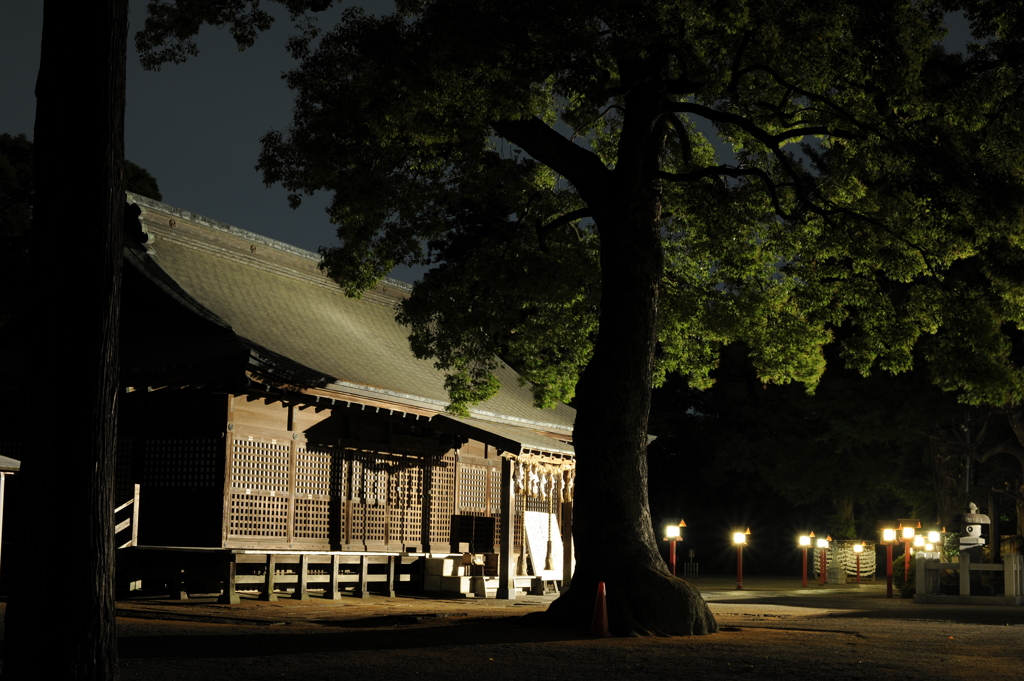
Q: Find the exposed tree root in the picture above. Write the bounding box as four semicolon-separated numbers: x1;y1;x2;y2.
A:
533;565;717;637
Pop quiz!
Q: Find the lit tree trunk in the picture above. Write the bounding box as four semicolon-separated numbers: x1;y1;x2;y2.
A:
543;83;716;635
2;1;127;678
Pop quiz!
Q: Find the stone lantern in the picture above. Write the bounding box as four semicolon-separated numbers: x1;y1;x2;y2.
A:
960;502;990;552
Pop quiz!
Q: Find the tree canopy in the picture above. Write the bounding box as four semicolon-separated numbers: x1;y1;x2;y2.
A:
137;0;1024;634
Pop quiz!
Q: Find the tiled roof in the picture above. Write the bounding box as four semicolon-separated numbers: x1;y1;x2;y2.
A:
129;194;576;435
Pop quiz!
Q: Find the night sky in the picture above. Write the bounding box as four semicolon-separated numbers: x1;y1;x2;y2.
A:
1;4;972;286
0;1;419;279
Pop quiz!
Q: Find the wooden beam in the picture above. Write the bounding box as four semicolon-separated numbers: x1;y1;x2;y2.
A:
219;554;240;604
293;554;310;600
358;555;370;598
327;554;341;600
260;554;278;601
385;555;397;598
497;457;516;600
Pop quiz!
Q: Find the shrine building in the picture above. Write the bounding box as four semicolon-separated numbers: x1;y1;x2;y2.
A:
108;193;576;601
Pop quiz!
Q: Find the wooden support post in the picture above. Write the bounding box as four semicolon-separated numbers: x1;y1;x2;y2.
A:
959;551;971;597
261;554;278;601
385;555;397;597
561;500;573;589
497;457;516;600
327;554;342;600
219;553;240;604
292;554;310;600
358;554;370;598
1006;554;1023;597
170;554;188;600
0;473;6;572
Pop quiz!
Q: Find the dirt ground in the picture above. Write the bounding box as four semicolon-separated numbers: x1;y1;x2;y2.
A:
4;577;1024;679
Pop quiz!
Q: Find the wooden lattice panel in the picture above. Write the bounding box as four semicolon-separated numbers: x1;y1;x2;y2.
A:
349;456;363;501
490;466;502;547
230;437;289;493
429;452;456;545
115;436;135;503
330;452;348;498
364;457;389;507
229;492;288;537
390;463;423;544
294;446;331;496
348;502;366;544
143;437;220;487
293;497;331;540
365;505;387;543
458;464;489;514
0;439;21;459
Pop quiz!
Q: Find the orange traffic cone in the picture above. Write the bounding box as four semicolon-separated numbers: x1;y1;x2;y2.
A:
591;581;610;637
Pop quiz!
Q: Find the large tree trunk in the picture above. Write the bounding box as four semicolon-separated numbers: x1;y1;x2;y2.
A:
543;85;717;634
2;1;127;678
999;411;1024;539
929;434;965;531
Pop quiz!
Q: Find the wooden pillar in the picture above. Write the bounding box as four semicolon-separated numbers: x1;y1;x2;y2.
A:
292;554;310;600
561;499;574;589
0;473;8;578
959;551;971;597
261;554;278;601
327;554;342;600
358;554;370;598
170;554;187;600
385;555;397;597
219;553;240;604
497;457;516;600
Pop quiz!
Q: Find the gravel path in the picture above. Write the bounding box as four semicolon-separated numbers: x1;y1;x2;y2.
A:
6;577;1024;679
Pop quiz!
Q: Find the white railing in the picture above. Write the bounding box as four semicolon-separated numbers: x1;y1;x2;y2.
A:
114;483;140;549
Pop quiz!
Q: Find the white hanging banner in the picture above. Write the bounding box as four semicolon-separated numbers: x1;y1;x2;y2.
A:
523;510;563;580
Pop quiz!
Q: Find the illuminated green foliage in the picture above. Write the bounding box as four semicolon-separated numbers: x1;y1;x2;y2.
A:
137;0;1024;412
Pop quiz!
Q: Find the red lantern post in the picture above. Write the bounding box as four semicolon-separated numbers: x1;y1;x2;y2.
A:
799;534;812;587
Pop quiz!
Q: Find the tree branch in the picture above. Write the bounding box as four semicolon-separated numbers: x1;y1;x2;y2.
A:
536;207;592;251
736;63;880;132
491;117;609;201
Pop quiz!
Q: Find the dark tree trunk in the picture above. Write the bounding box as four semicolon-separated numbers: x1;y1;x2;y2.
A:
999;411;1024;539
2;1;127;678
929;434;964;532
542;83;717;636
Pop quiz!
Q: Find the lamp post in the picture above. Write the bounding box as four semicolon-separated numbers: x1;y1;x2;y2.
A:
733;529;750;590
898;519;921;581
881;525;897;599
853;542;865;584
799;533;812;587
927;529;942;560
816;535;831;585
663;520;685;577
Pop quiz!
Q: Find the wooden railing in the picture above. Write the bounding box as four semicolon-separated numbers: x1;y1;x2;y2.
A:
115;483;140;549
